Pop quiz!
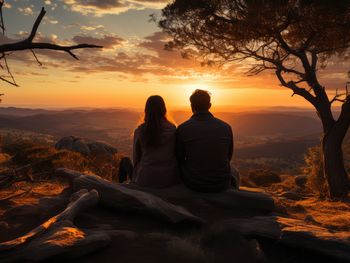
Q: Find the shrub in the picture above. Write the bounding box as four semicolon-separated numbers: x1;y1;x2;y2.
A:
247;169;281;187
1;138;122;182
303;146;328;197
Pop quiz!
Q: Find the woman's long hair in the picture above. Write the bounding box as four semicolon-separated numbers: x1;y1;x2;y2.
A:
141;95;168;146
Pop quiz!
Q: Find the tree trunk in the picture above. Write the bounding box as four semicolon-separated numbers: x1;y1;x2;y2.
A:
322;125;349;198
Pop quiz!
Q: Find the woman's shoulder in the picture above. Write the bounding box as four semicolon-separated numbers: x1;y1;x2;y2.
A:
163;120;177;130
134;124;145;136
164;119;176;127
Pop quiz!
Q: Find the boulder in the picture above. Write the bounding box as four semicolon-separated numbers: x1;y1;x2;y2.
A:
213;216;350;263
56;168;204;225
0;189;110;263
88;142;118;157
55;136;91;155
279;191;302;201
55;136;117;160
247;170;282;186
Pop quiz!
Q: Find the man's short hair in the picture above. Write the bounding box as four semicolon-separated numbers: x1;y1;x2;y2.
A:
190;89;211;111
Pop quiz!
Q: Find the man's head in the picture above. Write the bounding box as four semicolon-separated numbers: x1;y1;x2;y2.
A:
190;89;211;113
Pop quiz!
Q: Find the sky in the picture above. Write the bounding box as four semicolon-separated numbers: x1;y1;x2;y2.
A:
0;0;349;111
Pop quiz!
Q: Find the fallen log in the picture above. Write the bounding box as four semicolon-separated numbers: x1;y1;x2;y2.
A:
56;168;204;225
0;189;110;262
124;182;275;212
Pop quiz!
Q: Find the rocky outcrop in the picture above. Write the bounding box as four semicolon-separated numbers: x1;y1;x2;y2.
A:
56;168;203;224
212;216;350;262
55;136;117;160
1;168;349;263
0;189;110;263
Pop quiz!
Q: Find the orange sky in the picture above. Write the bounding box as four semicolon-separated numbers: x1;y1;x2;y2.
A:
1;1;349;111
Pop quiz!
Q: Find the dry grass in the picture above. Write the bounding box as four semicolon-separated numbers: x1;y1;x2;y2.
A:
292;198;350;231
1;139;123;182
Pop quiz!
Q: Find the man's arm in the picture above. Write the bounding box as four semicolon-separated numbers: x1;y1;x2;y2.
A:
176;127;185;164
228;126;234;161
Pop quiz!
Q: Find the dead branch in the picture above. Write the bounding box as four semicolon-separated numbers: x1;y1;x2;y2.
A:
56;168;204;224
0;6;103;86
0;8;102;58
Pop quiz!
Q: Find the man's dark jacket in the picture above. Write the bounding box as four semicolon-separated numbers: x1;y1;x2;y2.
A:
176;111;233;192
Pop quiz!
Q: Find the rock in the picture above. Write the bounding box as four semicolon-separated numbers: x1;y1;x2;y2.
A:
88;142;118;157
295;175;308;188
280;191;302;201
55;136;117;160
213;216;350;263
0;221;8;229
247;170;281;186
3;205;41;222
55;136;91;155
0;189;110;263
56;168;204;225
240;176;256;188
201;219;267;263
125;183;275;213
276;217;350;262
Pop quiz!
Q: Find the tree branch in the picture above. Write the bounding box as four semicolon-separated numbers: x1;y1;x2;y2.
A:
275;68;317;106
28;7;46;43
0;6;103;86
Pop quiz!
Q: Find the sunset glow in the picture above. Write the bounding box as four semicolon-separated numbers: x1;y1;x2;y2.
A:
0;1;349;111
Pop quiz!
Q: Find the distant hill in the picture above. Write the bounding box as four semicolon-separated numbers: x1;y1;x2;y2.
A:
216;112;322;137
172;111;322;138
0;107;51;116
235;138;319;159
0;107;325;157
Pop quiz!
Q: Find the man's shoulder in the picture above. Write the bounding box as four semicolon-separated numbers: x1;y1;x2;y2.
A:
177;119;193;131
212;117;232;131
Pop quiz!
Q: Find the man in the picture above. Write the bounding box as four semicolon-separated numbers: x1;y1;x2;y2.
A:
176;89;238;192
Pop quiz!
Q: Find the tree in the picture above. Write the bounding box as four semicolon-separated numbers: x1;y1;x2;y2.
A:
0;1;102;86
159;0;350;198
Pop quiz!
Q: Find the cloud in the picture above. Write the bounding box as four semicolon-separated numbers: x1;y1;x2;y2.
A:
72;34;124;49
4;29;349;90
62;0;169;16
80;25;105;31
17;7;34;15
4;2;12;9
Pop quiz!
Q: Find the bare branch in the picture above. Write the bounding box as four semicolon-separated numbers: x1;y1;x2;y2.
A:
0;75;16;86
276;68;316;106
3;53;17;86
30;49;42;66
0;1;5;34
0;6;103;86
330;88;347;104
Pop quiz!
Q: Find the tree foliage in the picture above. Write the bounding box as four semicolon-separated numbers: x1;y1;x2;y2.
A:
160;0;350;197
160;0;350;108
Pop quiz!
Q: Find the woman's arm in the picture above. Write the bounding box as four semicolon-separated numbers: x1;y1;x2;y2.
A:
133;128;142;166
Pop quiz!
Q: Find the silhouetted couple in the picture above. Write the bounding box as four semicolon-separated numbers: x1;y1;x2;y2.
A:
118;90;239;193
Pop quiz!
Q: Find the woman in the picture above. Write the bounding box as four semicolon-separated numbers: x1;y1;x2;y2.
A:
119;95;179;188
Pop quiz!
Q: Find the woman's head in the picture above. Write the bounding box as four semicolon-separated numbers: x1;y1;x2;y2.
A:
144;95;167;123
142;95;168;146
